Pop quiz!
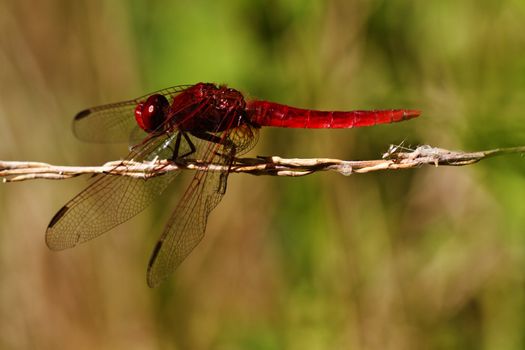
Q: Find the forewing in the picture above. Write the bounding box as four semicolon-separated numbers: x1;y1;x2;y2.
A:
73;85;192;143
45;132;188;250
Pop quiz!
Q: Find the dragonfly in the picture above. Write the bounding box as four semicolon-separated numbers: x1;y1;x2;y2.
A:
46;82;420;287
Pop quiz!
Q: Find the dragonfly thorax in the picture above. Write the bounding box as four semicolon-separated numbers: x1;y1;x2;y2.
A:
176;83;248;133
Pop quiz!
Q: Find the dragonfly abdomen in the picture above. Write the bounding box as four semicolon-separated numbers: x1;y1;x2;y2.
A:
247;100;420;128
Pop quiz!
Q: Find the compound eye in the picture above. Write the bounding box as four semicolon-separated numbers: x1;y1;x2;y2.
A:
134;94;169;132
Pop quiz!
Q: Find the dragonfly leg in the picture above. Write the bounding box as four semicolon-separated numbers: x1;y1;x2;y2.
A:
171;132;182;159
217;144;237;194
171;132;197;160
190;131;236;195
189;131;225;145
190;131;235;157
218;172;228;194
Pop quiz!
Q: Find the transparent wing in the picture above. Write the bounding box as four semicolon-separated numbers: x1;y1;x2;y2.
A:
46;96;217;250
146;155;227;287
45;132;186;250
73;85;192;143
146;117;259;287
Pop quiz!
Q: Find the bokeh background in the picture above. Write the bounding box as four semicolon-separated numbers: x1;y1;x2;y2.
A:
1;0;525;349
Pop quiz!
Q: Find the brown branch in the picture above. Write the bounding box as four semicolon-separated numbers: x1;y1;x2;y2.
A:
1;144;524;183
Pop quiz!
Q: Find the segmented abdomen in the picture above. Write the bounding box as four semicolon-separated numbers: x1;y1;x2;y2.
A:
247;100;420;128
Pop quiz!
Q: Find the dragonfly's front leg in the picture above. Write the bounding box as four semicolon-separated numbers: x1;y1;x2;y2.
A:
171;131;197;160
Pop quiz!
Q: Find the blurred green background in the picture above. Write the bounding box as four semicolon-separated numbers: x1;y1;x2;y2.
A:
1;0;525;349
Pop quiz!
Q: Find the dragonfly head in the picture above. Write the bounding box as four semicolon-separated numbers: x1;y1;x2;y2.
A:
134;94;170;133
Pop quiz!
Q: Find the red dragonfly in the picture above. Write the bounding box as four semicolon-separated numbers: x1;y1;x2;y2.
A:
46;83;420;287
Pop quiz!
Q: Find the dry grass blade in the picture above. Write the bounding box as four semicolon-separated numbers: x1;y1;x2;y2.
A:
1;144;524;183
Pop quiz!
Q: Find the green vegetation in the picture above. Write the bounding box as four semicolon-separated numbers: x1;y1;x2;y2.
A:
1;0;525;349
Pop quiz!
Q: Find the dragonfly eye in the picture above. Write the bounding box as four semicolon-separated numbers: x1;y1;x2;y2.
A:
134;94;169;132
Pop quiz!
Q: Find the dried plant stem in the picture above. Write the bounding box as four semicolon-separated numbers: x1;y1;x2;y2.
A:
1;145;524;183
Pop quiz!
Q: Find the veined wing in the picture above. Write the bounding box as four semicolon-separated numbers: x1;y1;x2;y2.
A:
146;114;259;287
46;96;219;250
73;85;193;143
45;132;183;250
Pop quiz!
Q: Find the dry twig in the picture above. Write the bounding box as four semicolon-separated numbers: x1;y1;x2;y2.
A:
1;144;524;183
